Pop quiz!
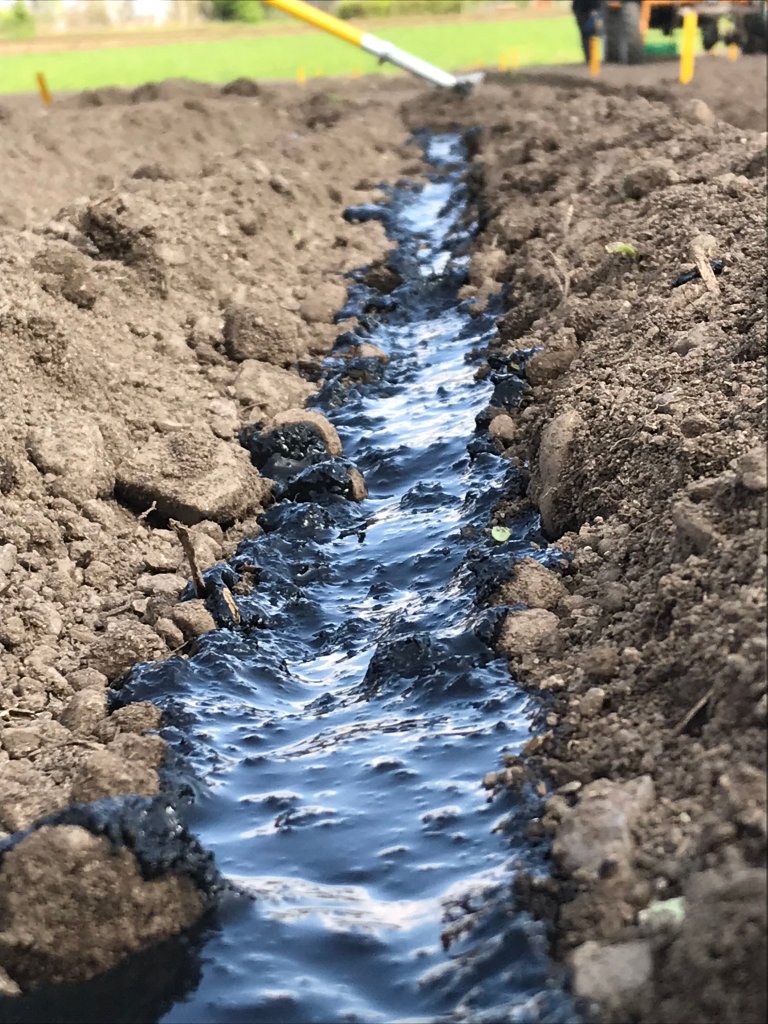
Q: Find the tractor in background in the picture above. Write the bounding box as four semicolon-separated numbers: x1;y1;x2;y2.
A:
593;0;767;64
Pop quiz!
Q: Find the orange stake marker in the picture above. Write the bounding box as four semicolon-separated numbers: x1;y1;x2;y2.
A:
36;71;52;105
589;35;601;77
727;42;739;61
297;66;306;85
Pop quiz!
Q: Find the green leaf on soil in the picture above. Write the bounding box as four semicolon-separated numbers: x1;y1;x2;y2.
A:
605;241;638;258
491;526;511;544
637;896;686;928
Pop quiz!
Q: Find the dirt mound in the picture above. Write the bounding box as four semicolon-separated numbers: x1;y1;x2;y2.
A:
518;54;768;132
0;76;419;989
0;62;764;1016
405;71;766;1024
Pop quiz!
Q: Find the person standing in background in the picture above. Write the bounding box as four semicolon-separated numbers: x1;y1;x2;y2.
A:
572;0;603;61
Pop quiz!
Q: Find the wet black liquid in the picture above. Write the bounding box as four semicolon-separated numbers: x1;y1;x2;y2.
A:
0;134;577;1024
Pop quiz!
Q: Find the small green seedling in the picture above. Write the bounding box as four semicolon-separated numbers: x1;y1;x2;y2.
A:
638;897;686;928
605;241;638;258
491;526;511;544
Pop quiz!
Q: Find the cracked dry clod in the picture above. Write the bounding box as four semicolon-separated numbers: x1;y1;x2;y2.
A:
0;825;205;990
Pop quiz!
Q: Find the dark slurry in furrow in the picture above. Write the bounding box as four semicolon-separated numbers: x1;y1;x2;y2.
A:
3;135;576;1024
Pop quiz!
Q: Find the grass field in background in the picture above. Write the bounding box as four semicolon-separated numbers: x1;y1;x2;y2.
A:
0;16;585;94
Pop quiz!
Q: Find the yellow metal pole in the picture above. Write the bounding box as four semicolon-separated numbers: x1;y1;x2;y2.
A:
266;0;364;46
297;66;306;85
508;47;519;70
264;0;459;89
36;71;52;105
727;42;739;61
679;9;697;84
589;35;601;77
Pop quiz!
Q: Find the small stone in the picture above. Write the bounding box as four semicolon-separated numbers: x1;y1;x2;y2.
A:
497;608;559;656
580;643;619;681
88;620;165;682
579;686;607;718
143;533;181;572
347;467;368;502
24;602;64;638
0;825;204;987
110;702;163;734
680;412;711;438
299;281;347;324
26;414;114;504
0;543;17;575
680;97;716;127
0;967;20;997
0;615;26;647
265;409;342;457
533;409;583;538
208;397;239;439
66;668;108;692
672;500;719;554
494;558;566;611
233;359;315;416
171;600;216;639
553;776;655;879
138;573;186;596
223;305;300;365
0;761;69;832
351;342;389;362
270;173;293;196
526;330;578;385
108;732;166;768
734;446;767;492
115;426;267;525
1;721;71;758
489;414;516;445
571;940;653;1008
71;749;159;801
622;159;675;199
59;689;107;736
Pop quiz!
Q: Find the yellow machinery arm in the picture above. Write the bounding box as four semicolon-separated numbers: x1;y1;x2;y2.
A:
263;0;461;88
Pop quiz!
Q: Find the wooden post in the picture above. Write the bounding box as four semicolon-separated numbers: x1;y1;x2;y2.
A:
679;9;698;84
36;72;52;105
589;35;601;77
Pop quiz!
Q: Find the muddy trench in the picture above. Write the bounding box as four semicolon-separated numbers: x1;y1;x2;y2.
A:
1;66;765;1024
0;131;578;1023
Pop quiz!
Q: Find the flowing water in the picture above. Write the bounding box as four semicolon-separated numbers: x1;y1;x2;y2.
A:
1;134;576;1024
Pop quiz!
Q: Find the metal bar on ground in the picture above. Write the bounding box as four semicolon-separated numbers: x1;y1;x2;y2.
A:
264;0;459;89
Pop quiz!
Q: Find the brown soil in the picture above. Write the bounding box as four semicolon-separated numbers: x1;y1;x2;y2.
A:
0;74;421;988
523;54;768;132
404;59;766;1024
0;57;766;1018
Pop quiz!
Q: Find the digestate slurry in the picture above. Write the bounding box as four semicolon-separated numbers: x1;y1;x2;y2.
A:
7;134;578;1024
